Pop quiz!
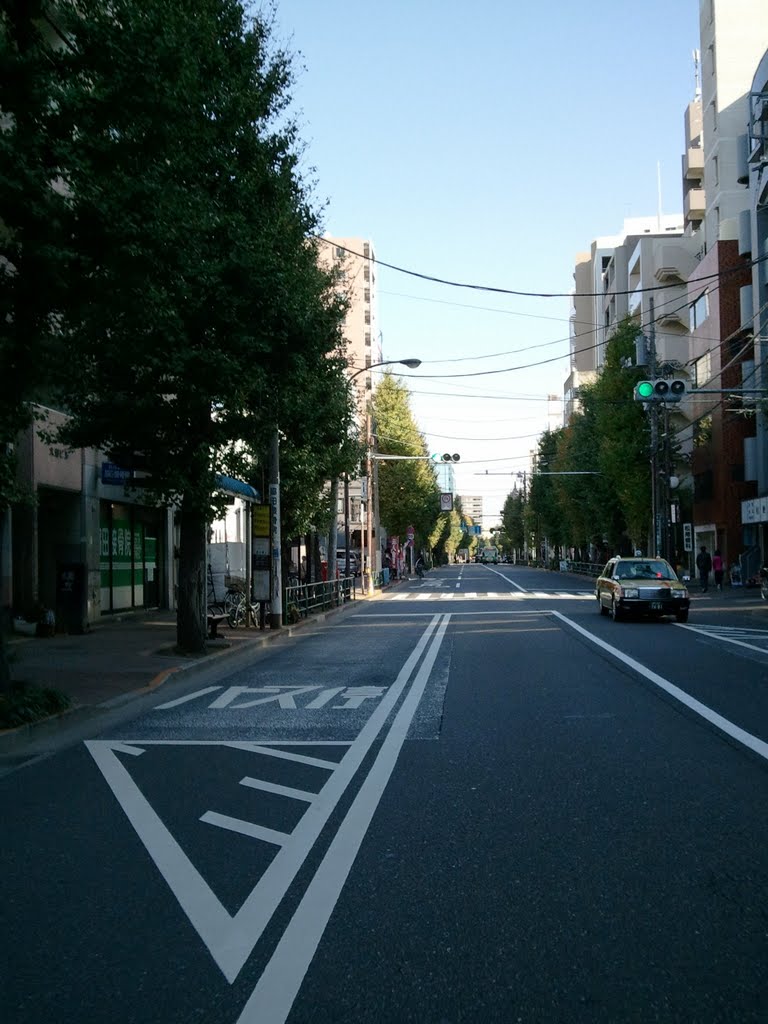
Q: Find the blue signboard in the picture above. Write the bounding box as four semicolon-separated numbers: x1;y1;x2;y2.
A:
101;462;131;485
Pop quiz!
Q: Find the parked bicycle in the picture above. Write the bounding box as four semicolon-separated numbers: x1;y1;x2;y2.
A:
760;566;768;601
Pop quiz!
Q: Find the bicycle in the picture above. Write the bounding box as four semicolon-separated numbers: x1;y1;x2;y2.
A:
227;591;261;628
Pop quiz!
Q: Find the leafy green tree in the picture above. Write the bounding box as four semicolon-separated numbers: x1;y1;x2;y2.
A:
372;375;441;550
0;4;75;688
24;0;355;651
501;489;526;558
580;319;650;549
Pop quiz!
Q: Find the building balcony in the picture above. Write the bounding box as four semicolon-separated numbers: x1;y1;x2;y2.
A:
684;187;706;222
683;146;704;181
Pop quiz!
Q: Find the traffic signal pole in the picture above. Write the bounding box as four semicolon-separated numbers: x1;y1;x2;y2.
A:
649;302;661;557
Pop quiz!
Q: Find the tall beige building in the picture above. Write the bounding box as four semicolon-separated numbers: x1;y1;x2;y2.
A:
321;236;382;564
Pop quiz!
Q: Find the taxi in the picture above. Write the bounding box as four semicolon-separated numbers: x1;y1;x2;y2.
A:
595;556;690;623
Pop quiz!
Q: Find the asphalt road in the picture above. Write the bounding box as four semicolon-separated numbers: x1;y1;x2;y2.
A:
4;564;768;1024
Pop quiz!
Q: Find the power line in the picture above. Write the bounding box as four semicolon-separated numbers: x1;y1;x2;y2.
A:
319;236;768;300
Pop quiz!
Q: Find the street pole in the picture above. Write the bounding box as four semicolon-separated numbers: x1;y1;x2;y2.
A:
343;473;350;577
365;407;374;597
268;428;282;629
648;299;661;557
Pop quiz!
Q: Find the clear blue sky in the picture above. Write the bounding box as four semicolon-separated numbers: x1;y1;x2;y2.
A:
272;0;701;524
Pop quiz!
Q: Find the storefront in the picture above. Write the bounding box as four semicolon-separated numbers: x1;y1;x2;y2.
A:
99;502;166;612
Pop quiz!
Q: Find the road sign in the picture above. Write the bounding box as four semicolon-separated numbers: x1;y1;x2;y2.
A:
683;522;693;552
406;525;415;540
440;492;453;512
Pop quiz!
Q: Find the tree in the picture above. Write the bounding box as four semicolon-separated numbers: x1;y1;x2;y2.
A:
372;375;441;550
24;0;354;651
0;4;76;689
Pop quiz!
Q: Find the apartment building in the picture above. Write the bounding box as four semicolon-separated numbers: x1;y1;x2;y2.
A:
565;217;694;425
745;48;768;559
321;236;381;566
684;0;768;572
460;495;484;523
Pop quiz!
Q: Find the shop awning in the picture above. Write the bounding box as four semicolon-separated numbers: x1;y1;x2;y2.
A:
215;474;260;502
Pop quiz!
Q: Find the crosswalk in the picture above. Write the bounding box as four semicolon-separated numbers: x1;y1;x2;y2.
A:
382;590;594;602
678;623;768;652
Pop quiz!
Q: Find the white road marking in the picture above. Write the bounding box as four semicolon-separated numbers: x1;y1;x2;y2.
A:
235;614;452;1024
303;687;345;709
239;777;317;802
200;812;290;846
552;611;768;761
154;687;223;710
483;564;527;591
677;623;768;654
85;614;448;985
382;591;591;602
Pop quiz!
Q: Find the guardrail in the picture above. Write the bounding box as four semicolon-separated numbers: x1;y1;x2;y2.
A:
283;576;357;621
562;560;605;577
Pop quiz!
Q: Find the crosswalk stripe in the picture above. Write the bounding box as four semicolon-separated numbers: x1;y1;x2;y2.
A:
383;591;593;602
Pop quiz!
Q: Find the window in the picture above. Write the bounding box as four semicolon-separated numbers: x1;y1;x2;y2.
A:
689;291;709;331
364;311;370;325
364;331;371;348
694;351;711;386
712;155;718;186
364;289;370;303
335;246;344;258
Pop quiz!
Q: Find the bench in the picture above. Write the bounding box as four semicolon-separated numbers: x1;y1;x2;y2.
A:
207;612;229;639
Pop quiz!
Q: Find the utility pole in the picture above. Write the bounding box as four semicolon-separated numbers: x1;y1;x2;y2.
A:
268;428;282;629
365;408;374;597
648;299;661;556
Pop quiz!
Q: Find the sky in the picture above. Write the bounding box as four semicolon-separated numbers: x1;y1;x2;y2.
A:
271;0;701;525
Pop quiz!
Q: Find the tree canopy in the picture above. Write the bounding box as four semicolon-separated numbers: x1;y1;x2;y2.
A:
1;0;358;654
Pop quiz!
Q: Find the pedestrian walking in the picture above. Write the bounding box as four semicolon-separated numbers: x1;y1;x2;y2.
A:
696;545;712;593
712;549;724;590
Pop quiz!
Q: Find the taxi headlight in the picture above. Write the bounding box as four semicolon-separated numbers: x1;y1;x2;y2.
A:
621;587;639;598
672;589;687;599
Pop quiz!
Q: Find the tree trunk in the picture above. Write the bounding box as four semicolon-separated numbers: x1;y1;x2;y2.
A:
176;493;207;654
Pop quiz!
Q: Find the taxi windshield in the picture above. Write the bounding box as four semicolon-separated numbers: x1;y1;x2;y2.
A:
621;561;677;580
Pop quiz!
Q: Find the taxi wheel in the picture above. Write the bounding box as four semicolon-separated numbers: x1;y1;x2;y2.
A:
610;597;623;621
675;610;689;623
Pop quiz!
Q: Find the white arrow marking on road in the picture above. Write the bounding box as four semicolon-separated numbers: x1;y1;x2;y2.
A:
85;613;450;986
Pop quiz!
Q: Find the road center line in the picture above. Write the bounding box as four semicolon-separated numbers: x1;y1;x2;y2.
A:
552;610;768;761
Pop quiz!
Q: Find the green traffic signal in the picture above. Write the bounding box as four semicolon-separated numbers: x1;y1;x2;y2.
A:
634;378;687;403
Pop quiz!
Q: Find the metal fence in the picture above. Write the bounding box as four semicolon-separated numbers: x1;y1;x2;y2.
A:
283;576;357;621
562;560;605;578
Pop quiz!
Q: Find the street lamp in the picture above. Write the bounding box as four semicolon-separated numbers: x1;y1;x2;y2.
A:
346;359;421;594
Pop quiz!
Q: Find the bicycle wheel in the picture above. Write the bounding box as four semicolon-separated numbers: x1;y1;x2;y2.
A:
227;595;245;628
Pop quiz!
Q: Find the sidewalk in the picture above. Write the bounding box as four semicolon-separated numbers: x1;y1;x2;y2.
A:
0;595;367;752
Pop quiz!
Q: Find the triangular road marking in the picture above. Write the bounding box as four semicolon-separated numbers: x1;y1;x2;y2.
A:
85;613;448;985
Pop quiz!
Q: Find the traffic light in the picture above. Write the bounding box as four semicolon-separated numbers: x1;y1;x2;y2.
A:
634;378;687;403
431;453;460;462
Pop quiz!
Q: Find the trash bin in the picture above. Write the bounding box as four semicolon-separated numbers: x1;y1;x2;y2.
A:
56;562;87;634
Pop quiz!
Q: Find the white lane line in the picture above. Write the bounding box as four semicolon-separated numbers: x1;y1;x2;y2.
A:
236;614;452;1024
484;565;527;591
200;812;290;846
552;611;768;761
677;623;768;655
440;593;455;600
239;777;318;802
